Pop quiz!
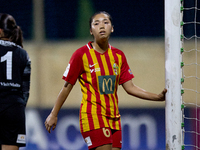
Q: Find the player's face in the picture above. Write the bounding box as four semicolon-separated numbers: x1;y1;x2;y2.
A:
90;13;113;41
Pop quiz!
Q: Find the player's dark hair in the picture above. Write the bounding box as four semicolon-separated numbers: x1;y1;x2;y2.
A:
89;11;113;29
0;13;23;47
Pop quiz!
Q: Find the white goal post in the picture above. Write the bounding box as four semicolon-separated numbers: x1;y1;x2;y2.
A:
165;0;183;149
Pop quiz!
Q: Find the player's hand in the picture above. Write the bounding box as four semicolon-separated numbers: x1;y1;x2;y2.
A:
44;113;58;133
158;88;167;101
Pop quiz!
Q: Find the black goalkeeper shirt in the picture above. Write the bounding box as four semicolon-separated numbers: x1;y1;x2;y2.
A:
0;40;31;110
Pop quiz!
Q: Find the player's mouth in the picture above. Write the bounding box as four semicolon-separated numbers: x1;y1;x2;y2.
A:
99;31;106;35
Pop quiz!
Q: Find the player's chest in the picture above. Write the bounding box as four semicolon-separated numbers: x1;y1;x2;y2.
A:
84;56;120;76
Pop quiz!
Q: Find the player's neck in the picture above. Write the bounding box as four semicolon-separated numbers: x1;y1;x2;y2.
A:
92;41;109;54
0;37;9;41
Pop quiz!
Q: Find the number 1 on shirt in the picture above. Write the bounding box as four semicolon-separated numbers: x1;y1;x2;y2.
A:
0;51;13;80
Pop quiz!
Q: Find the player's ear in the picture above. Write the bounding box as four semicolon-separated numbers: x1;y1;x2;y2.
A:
111;26;114;33
90;29;93;35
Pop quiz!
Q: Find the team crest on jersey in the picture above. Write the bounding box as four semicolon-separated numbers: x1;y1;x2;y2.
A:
113;63;119;75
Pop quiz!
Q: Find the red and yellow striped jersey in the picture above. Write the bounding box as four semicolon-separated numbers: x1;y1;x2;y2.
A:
63;41;134;133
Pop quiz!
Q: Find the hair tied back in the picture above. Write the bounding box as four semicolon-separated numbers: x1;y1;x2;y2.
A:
14;25;17;28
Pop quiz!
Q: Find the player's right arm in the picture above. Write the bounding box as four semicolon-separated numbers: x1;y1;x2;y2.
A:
22;55;31;105
45;81;73;133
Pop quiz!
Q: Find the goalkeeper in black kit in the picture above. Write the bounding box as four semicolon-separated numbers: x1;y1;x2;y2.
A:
0;13;31;150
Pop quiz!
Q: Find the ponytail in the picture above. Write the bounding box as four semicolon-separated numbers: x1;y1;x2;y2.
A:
9;25;23;47
0;13;23;47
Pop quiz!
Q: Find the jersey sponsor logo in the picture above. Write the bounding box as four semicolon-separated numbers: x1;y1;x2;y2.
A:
90;68;100;73
0;40;22;48
0;82;21;87
98;75;116;94
16;134;26;144
85;136;92;146
89;63;100;73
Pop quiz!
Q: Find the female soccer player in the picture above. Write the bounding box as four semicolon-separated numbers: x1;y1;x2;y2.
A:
0;13;31;150
45;11;167;150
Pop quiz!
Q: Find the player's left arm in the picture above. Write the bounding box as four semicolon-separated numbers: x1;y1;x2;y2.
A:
122;80;167;101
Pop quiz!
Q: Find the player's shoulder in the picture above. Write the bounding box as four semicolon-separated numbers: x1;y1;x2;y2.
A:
0;40;27;54
14;46;27;54
73;41;92;56
76;44;88;52
110;45;125;55
12;46;29;61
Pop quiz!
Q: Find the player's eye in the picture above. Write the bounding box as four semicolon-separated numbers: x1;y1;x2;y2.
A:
94;22;99;26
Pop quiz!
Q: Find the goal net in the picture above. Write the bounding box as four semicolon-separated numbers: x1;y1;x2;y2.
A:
181;0;200;149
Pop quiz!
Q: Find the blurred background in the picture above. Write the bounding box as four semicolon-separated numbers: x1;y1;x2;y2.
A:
0;0;166;108
0;0;198;149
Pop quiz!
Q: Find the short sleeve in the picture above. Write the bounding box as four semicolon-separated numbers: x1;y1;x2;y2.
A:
62;50;83;85
119;52;134;85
